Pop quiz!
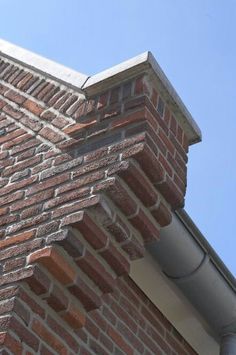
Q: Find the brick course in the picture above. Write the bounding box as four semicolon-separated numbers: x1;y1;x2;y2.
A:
0;55;196;354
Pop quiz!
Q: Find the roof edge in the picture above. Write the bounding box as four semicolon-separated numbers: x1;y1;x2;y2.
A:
84;51;202;145
0;39;88;91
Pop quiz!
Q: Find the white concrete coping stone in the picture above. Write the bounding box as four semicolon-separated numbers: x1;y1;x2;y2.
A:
0;39;201;144
0;39;88;91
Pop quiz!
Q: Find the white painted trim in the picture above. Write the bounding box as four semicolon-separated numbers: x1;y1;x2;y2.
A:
0;39;88;90
130;252;219;355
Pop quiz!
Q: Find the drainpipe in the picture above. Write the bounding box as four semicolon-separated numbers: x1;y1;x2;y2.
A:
220;334;236;355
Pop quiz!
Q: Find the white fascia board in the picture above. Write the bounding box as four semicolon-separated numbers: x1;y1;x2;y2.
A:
0;39;88;91
130;251;219;355
84;51;202;145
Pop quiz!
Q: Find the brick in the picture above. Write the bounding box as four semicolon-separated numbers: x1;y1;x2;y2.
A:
110;300;137;333
100;102;121;120
159;153;173;177
99;332;114;352
25;265;51;295
0;315;11;331
121;234;145;260
40;110;57;121
44;186;89;210
0;176;38;197
47;315;79;352
20;115;42;132
54;92;72;110
0;84;8;95
169;131;188;162
104;178;138;217
159;128;175;155
11;137;39;155
6;213;50;235
0;191;24;207
0;286;19;301
19;288;45;318
76;250;115;293
58;228;85;258
29;246;76;285
85;317;100;338
68;276;101;311
46;284;69;312
51;115;69;128
0;207;9;220
52;195;100;218
39;126;64;143
40;157;82;180
157;175;184;208
22;76;39;92
3;257;25;272
166;332;188;355
89;339;109;355
118;159;158;207
129;208;160;244
135;76;145;95
32;318;67;354
48;89;66;106
100;242;130;276
36;82;53;100
0;99;6;110
0;332;23;354
60;94;79;113
138;328;163;355
0;238;43;262
39;345;55;355
17;73;33;89
0;230;35;249
0;214;18;227
2;155;42;177
117;321;144;353
10;168;30;182
63;119;96;136
10;316;39;351
106;214;131;243
21;204;42;219
61;302;85;329
57;170;104;195
37;220;60;237
13;298;31;325
4;90;26;104
23;99;44;116
0;127;25;144
11;188;54;211
151;201;172;227
131;144;165;184
0;299;15;315
72;211;108;250
28;172;70;195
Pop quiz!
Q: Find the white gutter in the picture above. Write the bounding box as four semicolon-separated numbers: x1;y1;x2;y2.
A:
147;210;236;353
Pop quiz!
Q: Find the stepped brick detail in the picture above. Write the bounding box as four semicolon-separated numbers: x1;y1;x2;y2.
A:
0;54;197;354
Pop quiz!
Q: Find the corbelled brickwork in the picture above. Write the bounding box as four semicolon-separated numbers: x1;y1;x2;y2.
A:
0;54;196;354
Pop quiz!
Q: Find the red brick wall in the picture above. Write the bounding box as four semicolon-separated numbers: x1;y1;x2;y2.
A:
0;56;195;354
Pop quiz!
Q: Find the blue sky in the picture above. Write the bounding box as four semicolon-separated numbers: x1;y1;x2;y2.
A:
1;0;235;275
